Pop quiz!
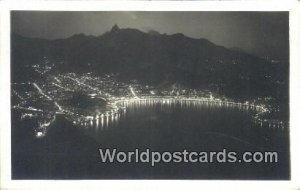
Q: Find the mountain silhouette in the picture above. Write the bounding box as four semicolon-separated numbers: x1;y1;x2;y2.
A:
11;25;288;101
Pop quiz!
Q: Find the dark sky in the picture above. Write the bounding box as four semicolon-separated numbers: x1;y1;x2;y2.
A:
11;11;289;61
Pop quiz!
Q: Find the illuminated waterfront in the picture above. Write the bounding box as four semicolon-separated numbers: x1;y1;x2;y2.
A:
11;71;288;138
11;65;289;180
75;96;286;130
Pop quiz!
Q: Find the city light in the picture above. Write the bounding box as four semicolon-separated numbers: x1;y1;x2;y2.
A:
12;70;287;138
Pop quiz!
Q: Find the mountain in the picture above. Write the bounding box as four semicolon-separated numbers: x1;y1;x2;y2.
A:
11;25;288;100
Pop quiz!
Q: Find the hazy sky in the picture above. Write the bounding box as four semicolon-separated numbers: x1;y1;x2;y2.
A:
11;11;289;61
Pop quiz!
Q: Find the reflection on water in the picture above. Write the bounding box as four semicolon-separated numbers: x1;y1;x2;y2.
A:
78;99;287;134
76;99;289;155
11;99;290;179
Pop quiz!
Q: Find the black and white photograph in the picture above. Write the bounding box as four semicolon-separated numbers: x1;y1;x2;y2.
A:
9;11;290;180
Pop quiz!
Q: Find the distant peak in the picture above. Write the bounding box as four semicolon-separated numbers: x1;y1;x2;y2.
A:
111;24;120;32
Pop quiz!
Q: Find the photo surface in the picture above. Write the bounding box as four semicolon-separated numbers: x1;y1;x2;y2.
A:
11;11;290;179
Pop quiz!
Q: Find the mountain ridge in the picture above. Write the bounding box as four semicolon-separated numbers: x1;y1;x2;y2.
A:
11;26;288;100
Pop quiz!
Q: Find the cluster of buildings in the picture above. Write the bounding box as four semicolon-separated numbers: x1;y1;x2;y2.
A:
12;68;287;138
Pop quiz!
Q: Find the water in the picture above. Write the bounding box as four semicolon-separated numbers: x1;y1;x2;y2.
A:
11;102;290;179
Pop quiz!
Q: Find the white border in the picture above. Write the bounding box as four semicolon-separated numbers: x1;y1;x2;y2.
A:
1;1;300;190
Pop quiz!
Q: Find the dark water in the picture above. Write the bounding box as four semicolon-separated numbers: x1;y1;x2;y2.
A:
11;103;290;179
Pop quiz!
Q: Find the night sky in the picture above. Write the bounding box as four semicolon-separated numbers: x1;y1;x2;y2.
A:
11;11;289;61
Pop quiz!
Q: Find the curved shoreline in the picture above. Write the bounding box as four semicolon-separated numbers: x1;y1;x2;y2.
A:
73;96;287;129
14;96;288;139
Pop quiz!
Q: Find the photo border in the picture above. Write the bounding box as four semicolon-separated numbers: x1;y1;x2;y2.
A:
1;1;300;189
